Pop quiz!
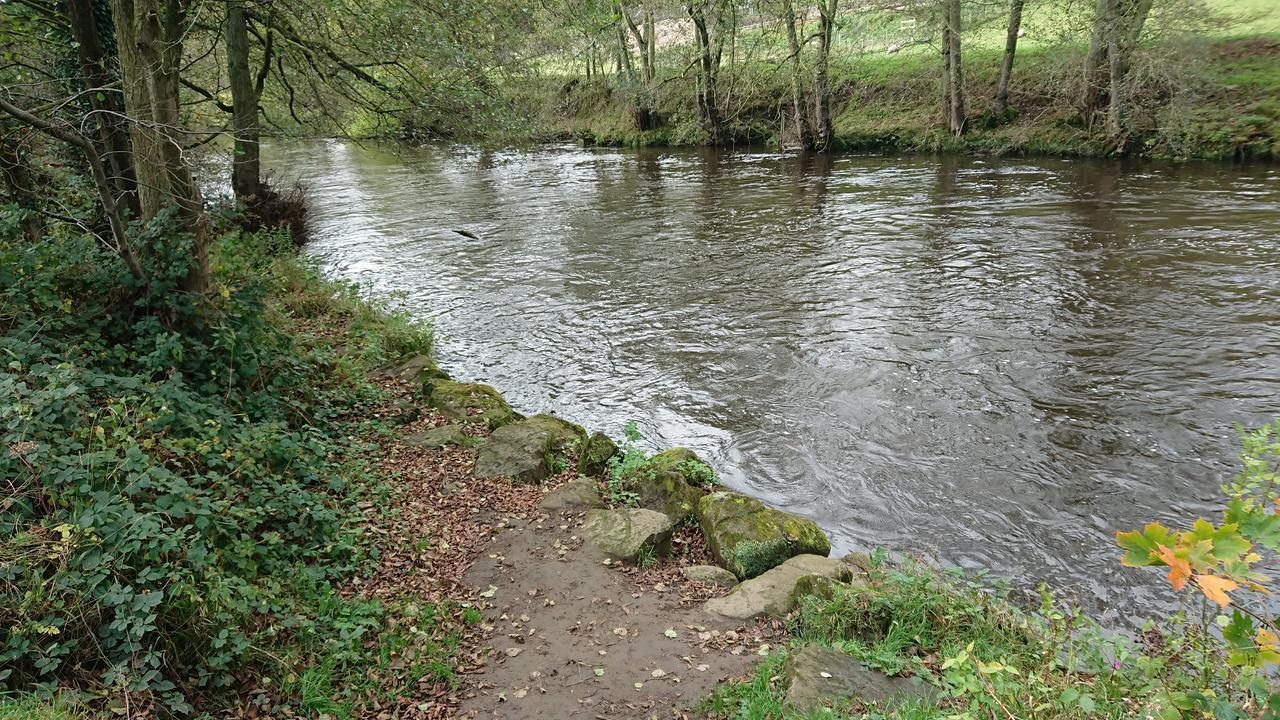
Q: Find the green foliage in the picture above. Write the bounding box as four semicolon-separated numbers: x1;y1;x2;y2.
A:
710;549;1280;719
678;458;720;488
603;421;646;507
1114;420;1280;714
0;693;86;720
0;210;445;713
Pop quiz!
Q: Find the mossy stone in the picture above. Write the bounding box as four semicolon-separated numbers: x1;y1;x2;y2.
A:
580;432;619;477
522;414;588;456
422;378;521;429
697;491;831;579
647;447;718;488
382;354;450;382
403;424;480;450
473;414;585;484
582;508;674;563
634;467;705;523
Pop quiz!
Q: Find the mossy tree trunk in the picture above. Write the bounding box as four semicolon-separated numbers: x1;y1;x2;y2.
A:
109;0;209;293
780;0;812;149
226;0;269;203
65;0;139;218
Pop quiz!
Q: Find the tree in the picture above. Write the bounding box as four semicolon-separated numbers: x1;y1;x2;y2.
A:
941;0;965;136
226;0;271;203
779;0;812;149
109;0;210;292
813;0;838;151
620;0;656;84
1082;0;1155;135
992;0;1025;117
687;0;727;144
65;0;138;216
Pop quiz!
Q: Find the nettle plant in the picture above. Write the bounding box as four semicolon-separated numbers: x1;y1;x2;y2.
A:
1117;420;1280;713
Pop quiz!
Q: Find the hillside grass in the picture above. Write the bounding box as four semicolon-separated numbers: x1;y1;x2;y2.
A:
522;0;1279;160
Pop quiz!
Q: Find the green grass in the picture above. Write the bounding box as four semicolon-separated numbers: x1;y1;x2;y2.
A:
0;694;85;720
702;560;1277;719
521;0;1280;159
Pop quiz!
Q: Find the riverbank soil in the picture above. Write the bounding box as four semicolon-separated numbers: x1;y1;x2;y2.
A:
362;375;781;719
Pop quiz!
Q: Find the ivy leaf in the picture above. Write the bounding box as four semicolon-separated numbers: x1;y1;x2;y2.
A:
1195;574;1238;608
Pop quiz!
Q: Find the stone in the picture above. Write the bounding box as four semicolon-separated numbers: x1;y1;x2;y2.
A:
704;554;852;620
841;552;873;573
540;477;605;511
647;447;718;487
387;398;421;426
379;354;449;382
579;432;619;476
782;645;937;713
581;508;674;563
680;564;738;587
697;491;831;579
634;466;705;523
422;378;521;429
474;414;587;484
403;424;475;450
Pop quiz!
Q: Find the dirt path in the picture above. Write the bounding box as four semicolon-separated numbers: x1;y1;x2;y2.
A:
360;371;777;719
457;508;777;719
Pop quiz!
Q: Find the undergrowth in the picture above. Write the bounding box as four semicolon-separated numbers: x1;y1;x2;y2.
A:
704;552;1280;719
0;205;456;716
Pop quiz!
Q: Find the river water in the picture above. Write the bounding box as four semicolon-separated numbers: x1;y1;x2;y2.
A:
264;140;1280;622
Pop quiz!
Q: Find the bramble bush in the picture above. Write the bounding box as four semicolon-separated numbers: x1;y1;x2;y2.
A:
0;206;431;713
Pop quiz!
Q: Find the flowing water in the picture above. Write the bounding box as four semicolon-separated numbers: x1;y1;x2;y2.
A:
264;140;1280;622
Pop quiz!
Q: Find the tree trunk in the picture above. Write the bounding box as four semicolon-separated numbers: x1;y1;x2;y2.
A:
615;20;633;78
1081;0;1110;125
993;0;1024;117
942;0;965;136
1084;0;1153;136
109;0;209;292
781;0;811;149
688;2;725;145
813;0;837;151
621;2;653;84
645;10;655;77
227;0;263;203
1107;0;1154;141
942;21;953;130
0;132;44;243
65;0;139;217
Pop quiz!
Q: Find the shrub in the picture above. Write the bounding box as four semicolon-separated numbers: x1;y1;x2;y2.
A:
0;208;419;713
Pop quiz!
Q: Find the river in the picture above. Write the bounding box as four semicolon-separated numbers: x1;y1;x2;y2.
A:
264;140;1280;622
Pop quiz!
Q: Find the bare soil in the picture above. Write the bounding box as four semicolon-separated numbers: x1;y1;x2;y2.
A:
359;376;778;719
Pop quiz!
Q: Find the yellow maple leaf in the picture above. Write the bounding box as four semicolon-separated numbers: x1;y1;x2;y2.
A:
1156;544;1192;591
1195;574;1238;608
1257;628;1279;653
